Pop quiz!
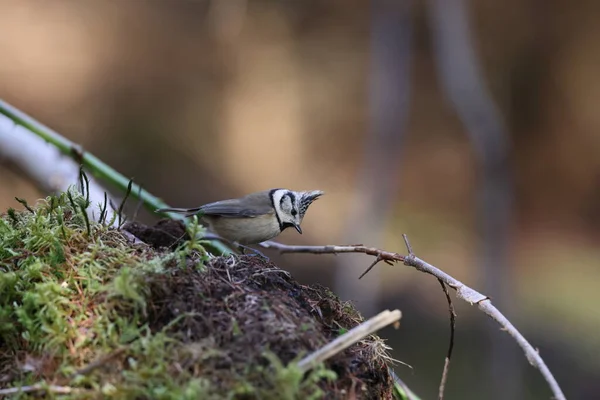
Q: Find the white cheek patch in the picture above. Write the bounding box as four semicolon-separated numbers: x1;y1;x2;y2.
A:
271;190;286;210
271;190;287;218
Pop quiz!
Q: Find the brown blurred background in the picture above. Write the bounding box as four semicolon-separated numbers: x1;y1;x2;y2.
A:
1;1;599;399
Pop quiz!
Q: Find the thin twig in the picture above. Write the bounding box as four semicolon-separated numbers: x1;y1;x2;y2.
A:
14;197;33;213
117;179;133;228
402;233;413;255
437;279;456;400
358;255;384;279
99;191;108;225
260;239;566;400
260;241;406;263
297;309;402;373
0;383;80;396
78;166;91;207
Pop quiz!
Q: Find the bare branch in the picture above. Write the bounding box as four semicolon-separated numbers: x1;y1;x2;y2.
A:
260;239;566;400
437;279;456;400
297;309;402;373
260;241;405;262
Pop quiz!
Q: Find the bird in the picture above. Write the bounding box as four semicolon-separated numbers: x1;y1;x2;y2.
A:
156;188;324;246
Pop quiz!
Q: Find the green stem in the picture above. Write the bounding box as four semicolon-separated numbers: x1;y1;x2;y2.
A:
0;98;232;255
390;368;421;400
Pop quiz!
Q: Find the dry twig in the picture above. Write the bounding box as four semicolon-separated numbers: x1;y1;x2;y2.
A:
437;279;456;400
297;309;402;373
70;347;127;379
0;383;81;396
260;237;566;400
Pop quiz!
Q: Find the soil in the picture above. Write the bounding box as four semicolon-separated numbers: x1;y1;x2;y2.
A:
123;219;394;399
124;219;189;249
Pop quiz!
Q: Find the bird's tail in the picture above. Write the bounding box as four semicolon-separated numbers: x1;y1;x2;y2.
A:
155;207;202;217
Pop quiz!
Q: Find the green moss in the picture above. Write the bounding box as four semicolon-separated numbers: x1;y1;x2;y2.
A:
0;190;359;399
1;193;165;394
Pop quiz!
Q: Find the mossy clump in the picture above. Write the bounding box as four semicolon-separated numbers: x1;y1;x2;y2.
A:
0;190;394;399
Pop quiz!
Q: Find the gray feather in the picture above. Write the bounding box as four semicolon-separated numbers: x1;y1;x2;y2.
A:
156;191;273;219
200;191;274;218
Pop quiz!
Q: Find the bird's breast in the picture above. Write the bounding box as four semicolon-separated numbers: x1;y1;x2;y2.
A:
206;214;280;245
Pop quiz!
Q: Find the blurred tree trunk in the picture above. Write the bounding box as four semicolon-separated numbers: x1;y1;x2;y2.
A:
427;0;519;398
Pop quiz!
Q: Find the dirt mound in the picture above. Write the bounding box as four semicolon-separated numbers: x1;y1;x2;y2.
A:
0;195;393;399
124;219;393;398
145;255;392;398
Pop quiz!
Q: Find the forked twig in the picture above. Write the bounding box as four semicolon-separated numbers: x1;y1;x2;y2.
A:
297;309;402;373
260;237;566;400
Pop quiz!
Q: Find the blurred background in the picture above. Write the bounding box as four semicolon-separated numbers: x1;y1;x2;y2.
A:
1;1;599;399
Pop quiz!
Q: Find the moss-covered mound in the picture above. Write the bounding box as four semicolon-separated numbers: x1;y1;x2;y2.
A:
0;192;393;399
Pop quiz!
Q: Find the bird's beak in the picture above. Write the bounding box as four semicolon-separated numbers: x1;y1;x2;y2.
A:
294;224;303;234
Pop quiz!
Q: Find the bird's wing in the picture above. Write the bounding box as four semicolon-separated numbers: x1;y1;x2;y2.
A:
199;198;273;218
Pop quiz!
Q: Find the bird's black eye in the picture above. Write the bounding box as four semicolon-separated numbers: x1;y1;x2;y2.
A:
291;209;297;216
